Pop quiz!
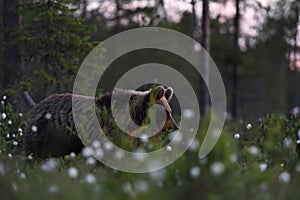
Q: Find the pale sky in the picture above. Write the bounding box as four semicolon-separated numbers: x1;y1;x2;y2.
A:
86;0;299;64
86;0;279;37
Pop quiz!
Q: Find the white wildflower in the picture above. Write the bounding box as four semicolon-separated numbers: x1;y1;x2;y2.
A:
48;185;59;193
86;157;96;166
67;167;78;178
19;173;26;179
134;179;149;192
31;125;38;132
283;137;293;149
292;107;300;115
166;145;172;152
82;147;93;158
189;166;201;178
41;159;58;172
210;162;225;176
278;171;291;184
69;152;76;158
27;155;33;160
45;113;52;120
246;123;252;130
259;163;268;172
234;133;240;139
85;173;96;184
2;113;7;119
249;146;260;155
183;109;194;119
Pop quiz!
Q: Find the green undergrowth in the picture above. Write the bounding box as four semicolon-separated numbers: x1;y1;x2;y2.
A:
1;96;300;200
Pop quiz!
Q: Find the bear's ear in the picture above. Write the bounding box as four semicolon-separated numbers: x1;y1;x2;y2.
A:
164;87;173;102
151;85;165;100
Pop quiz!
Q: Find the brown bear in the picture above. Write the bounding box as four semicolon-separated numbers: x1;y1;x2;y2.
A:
23;85;178;158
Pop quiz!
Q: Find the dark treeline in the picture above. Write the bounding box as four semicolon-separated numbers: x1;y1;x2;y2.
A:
0;0;299;119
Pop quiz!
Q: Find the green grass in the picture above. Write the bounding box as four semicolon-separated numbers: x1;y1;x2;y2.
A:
1;98;300;200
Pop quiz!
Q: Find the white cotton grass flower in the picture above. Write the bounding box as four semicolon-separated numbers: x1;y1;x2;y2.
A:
45;113;52;119
278;171;291;184
134;179;149;192
85;173;96;184
103;141;113;151
246;123;252;130
148;168;166;182
82;147;93;158
183;109;194;119
19;173;26;180
8;153;12;159
2;113;7;119
114;150;125;160
69;152;76;158
234;133;240;139
13;141;18;146
140;134;149;143
259;163;268;172
94;148;104;159
6;134;10;138
86;157;96;166
68;167;78;178
19;113;23;117
292;106;300;115
230;154;238;163
189;139;199;151
248;146;260;155
8;120;12;125
91;140;101;149
1;101;4;105
41;159;58;172
133;148;147;162
48;185;59;193
122;182;136;197
210;162;225;176
27;154;34;160
31;125;38;132
189;166;201;178
166;145;172;152
283;137;293;149
295;164;300;172
2;95;7;100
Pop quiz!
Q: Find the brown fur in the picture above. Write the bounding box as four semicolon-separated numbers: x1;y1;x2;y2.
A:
23;86;177;158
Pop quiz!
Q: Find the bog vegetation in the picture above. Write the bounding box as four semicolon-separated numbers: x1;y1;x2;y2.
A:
1;0;300;199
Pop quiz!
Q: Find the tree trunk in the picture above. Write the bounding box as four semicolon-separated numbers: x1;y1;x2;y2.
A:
231;0;240;118
115;0;121;27
159;0;167;22
200;0;210;116
3;0;22;89
287;1;299;110
81;0;87;18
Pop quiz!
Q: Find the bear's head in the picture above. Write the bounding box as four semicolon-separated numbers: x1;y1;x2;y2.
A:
147;85;178;131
